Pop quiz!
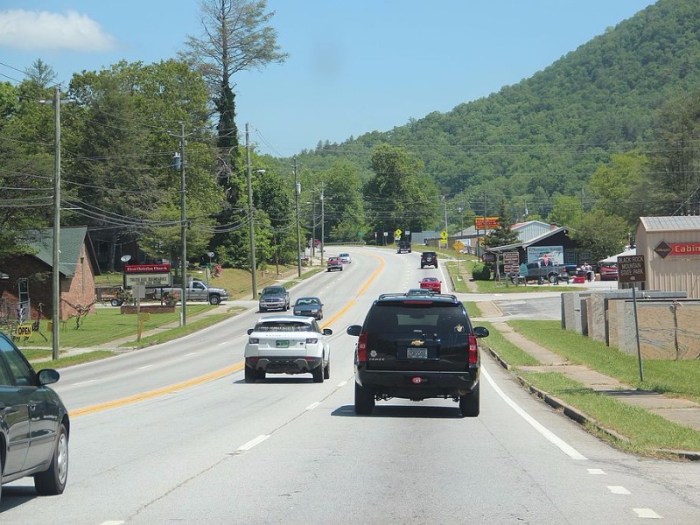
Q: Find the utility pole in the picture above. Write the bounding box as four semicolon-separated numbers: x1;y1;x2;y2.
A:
443;195;447;233
320;182;325;265
179;121;187;326
294;157;301;277
246;123;257;298
51;86;61;360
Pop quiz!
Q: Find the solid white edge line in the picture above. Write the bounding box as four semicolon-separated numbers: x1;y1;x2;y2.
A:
482;365;588;461
238;434;270;451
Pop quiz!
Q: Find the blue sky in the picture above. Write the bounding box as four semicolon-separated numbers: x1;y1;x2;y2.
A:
0;1;658;157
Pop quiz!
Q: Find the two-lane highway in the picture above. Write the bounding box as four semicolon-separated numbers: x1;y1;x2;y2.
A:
2;247;698;524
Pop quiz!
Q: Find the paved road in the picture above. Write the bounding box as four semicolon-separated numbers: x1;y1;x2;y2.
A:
3;250;698;523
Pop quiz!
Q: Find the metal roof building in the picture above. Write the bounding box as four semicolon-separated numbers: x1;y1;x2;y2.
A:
636;216;700;299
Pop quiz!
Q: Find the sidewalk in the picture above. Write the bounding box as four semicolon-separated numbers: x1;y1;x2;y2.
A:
472;295;700;460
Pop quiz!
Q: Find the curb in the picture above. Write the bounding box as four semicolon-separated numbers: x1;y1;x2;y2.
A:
485;346;700;462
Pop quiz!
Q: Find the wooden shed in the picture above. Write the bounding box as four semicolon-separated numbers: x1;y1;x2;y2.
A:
635;216;700;299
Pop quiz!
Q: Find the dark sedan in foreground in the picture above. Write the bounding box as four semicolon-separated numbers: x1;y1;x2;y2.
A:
293;296;324;320
0;331;69;503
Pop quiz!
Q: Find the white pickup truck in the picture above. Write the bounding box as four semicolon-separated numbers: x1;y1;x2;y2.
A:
153;280;229;305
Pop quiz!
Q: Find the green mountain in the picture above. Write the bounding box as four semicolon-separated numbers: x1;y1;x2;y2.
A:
290;0;700;218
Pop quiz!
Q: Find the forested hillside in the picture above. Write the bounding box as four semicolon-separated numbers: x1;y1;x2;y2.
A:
290;0;700;222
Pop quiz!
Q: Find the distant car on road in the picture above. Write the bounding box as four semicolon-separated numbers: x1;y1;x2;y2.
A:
293;296;324;320
397;240;411;253
419;276;442;294
327;257;343;271
258;285;290;312
420;251;438;268
338;252;352;264
0;331;70;503
244;315;332;383
406;288;434;297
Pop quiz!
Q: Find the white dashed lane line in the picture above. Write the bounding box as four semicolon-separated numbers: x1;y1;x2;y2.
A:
237;434;270;452
633;508;663;519
608;486;631;495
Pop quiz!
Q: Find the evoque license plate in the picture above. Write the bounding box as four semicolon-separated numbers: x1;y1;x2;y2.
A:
407;347;427;359
276;340;289;348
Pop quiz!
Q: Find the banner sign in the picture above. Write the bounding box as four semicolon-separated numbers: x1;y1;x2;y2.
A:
475;216;500;229
125;273;172;287
654;241;700;259
124;263;171;274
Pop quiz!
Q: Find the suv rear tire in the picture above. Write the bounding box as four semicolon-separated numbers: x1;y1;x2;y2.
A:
354;382;375;415
459;383;480;417
244;366;257;383
312;364;324;383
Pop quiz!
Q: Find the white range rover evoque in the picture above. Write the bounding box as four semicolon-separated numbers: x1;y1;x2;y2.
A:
244;315;332;383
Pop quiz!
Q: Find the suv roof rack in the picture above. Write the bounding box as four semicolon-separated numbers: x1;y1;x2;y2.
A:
376;292;459;303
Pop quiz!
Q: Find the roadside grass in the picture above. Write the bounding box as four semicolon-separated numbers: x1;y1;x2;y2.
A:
509;320;700;404
463;301;482;319
517;371;700;455
446;259;580;294
20;304;218;348
479;321;541;367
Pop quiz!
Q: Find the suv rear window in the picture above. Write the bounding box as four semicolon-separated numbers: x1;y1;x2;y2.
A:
364;302;471;333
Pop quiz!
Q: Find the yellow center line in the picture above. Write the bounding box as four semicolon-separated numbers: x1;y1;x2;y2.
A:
71;252;385;418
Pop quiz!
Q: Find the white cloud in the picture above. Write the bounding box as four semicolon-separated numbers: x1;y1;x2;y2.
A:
0;9;117;52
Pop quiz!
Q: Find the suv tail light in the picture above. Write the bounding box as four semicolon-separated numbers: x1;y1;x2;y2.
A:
468;334;478;365
357;332;368;362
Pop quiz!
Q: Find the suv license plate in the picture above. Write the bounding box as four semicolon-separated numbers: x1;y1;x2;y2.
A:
407;347;428;359
276;340;289;348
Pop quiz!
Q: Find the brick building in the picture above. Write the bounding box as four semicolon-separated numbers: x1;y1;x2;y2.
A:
0;226;97;323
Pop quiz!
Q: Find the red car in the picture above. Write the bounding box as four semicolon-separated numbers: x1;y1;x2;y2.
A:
419;277;442;294
599;262;618;281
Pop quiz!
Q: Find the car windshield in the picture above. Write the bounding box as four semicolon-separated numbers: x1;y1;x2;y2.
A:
263;287;285;295
254;321;313;332
296;298;319;306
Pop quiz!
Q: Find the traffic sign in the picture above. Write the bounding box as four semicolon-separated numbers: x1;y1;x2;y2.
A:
440;230;448;240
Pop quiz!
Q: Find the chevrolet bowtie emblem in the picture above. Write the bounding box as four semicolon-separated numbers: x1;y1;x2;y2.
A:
410;339;424;346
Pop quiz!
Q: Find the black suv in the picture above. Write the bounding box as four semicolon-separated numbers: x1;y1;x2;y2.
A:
346;293;489;417
397;240;411;254
420;251;438;268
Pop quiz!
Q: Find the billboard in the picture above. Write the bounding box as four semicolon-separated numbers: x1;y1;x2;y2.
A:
527;246;564;265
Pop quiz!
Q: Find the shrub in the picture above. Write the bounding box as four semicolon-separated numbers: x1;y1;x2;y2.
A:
472;263;492;281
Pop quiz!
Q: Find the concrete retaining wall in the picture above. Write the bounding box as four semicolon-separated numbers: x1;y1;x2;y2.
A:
609;300;700;360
